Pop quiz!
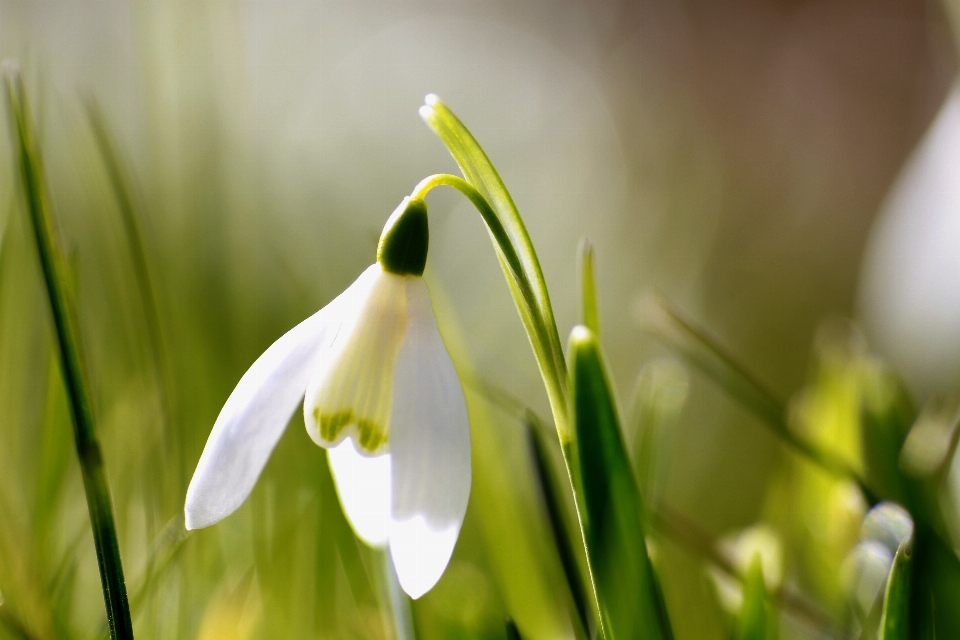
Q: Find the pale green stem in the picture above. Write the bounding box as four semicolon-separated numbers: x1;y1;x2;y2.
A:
411;174;569;443
410;173;600;633
418;97;569;428
375;550;416;640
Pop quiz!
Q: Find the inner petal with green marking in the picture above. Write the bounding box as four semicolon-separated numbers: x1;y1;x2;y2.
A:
305;268;409;455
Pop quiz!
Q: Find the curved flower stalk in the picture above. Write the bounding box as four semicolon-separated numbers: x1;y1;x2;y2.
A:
185;197;471;599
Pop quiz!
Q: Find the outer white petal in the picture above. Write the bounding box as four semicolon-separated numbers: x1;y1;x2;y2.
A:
184;267;376;530
327;439;391;546
388;279;471;599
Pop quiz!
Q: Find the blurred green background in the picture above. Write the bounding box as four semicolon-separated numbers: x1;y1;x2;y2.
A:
1;1;959;638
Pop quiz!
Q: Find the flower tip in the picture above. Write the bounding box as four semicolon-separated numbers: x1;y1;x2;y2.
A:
390;517;461;599
184;486;226;531
424;93;440;106
183;507;199;531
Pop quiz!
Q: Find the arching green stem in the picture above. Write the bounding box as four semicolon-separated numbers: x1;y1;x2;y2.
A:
412;170;601;634
416;97;609;634
419;96;568;434
411;173;570;445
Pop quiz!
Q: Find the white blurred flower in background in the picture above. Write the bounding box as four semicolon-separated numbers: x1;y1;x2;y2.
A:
858;83;960;400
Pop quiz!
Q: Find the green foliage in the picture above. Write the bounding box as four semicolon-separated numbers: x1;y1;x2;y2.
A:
578;239;599;337
569;325;672;640
526;420;591;636
859;363;915;506
643;298;874;501
878;533;912;640
505;616;524;640
735;556;777;640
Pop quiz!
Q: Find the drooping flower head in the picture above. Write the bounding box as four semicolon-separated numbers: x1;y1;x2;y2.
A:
185;197;471;598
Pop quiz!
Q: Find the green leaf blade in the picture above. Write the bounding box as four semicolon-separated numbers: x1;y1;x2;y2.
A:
579;238;600;337
505;616;524;640
526;419;591;636
569;325;672;640
859;362;915;506
879;534;913;640
736;555;778;640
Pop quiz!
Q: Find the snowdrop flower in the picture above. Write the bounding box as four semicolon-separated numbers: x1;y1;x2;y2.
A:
185;197;471;598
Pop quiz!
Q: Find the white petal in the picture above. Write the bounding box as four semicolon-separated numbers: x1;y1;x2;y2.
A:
390;518;460;599
388;279;471;599
304;265;408;453
184;267;377;530
327;439;391;546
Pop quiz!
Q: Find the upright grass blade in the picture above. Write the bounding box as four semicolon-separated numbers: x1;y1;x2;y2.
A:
0;612;34;640
526;419;591;636
3;64;134;639
651;507;839;637
126;516;190;614
629;360;688;518
569;325;673;640
579;239;600;336
736;556;778;640
869;505;914;640
641;295;877;503
83;97;172;430
859;363;914;508
505;616;524;640
879;537;912;640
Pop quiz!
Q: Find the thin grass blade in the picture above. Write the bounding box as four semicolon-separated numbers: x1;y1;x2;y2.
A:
579;239;599;336
505;616;524;640
82;97;172;430
877;515;914;640
859;363;915;507
3;63;133;639
736;556;778;640
375;550;416;640
879;538;912;640
526;418;591;636
641;295;876;502
629;360;688;516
